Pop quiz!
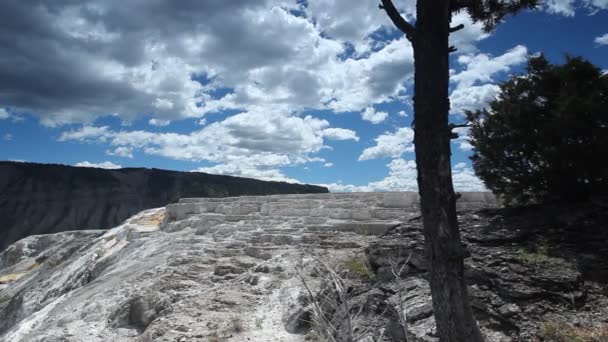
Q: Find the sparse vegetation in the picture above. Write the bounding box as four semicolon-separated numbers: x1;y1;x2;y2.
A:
207;334;221;342
341;256;374;280
538;321;608;342
297;257;386;342
304;331;321;341
0;295;10;305
230;316;245;333
255;317;263;329
518;241;565;265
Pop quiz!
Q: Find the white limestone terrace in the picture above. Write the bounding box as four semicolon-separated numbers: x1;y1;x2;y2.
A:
0;192;498;342
166;192;499;228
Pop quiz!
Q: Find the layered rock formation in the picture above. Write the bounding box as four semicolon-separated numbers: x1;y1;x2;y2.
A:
0;161;327;251
0;192;606;342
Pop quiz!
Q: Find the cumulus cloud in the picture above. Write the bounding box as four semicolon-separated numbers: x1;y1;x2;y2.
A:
0;1;422;127
366;158;419;191
449;45;528;114
361;107;388;124
107;146;134;158
75;161;122;169
193;163;299;183
450;84;500;113
359;127;415;161
449;12;491;54
323;159;486;192
3;133;13;141
543;0;608;16
544;0;577;15
148;118;171;127
451;162;487;191
0;108;9;120
451;45;528;88
322;128;360;141
60;109;357;179
305;0;415;46
595;33;608;45
452;126;474;151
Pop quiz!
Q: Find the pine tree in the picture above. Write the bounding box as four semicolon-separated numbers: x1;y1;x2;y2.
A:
380;0;537;340
467;55;608;204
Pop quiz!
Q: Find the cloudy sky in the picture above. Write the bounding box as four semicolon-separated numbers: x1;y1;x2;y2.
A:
1;0;607;191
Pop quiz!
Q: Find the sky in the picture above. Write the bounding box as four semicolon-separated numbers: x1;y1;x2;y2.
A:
0;0;607;192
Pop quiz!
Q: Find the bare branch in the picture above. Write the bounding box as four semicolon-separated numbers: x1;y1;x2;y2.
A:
380;0;416;41
450;24;465;33
449;46;458;53
449;123;469;129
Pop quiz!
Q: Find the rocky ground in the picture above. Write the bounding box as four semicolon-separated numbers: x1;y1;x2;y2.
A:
0;192;606;342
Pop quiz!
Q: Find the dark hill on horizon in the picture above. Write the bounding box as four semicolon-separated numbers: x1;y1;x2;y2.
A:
0;161;328;251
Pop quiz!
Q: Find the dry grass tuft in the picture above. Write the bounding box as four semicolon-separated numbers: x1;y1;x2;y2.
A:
538;321;608;342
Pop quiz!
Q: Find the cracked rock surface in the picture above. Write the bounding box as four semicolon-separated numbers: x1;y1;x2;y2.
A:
3;193;604;341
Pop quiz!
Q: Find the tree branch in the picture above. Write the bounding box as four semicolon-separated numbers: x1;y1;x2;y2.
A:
380;0;416;41
450;24;465;33
449;46;458;53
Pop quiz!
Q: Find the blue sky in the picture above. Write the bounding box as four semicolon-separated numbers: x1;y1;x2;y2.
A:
0;0;607;191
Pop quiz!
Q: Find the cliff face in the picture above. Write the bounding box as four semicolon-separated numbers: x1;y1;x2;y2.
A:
0;161;327;251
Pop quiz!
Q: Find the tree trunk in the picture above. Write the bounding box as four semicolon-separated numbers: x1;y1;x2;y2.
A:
412;0;485;341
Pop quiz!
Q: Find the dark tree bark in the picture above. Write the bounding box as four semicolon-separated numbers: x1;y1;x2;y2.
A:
381;0;537;337
381;0;485;340
412;2;485;340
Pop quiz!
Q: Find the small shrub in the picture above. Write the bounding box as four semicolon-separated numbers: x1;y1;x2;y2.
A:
0;296;10;305
207;334;221;342
304;331;321;341
538;321;608;342
519;241;564;265
230;316;245;333
341;256;374;280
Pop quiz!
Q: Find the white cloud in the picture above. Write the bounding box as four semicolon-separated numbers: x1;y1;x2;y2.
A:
75;161;122;169
59;126;112;142
60;109;357;179
1;1;414;126
544;0;577;16
361;107;388;124
194;163;299;183
366;158;419;191
452;126;474;151
106;146;134;158
0;108;9;120
543;0;608;16
451;45;528;88
322;128;360;141
323;159;486;192
449;45;528;114
595;33;608;45
449;12;491;54
397;110;408;117
3;133;13;141
148;118;171;126
450;84;500;113
305;0;415;45
451;162;487;191
359;127;415;160
323;162;334;168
